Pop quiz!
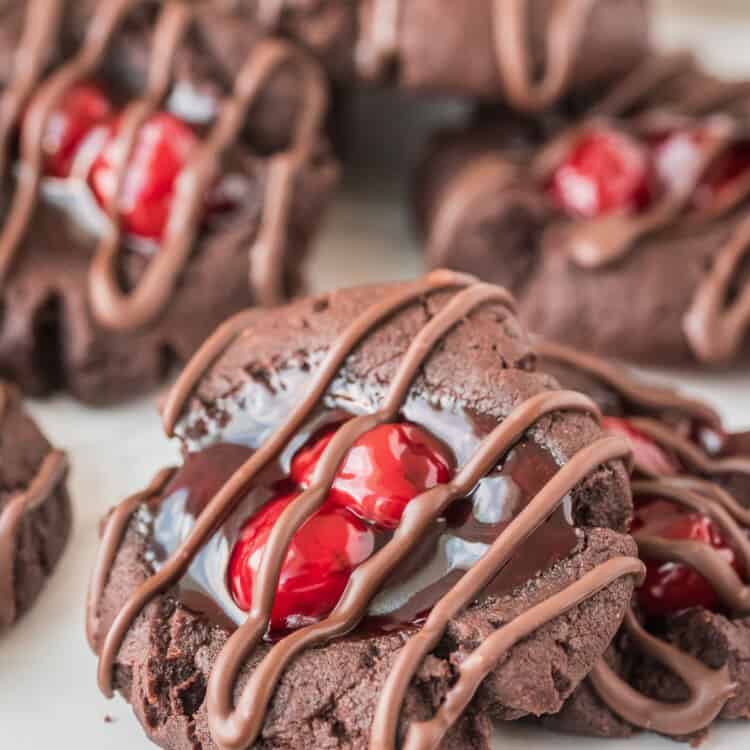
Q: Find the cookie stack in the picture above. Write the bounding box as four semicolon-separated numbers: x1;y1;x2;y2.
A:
0;3;748;750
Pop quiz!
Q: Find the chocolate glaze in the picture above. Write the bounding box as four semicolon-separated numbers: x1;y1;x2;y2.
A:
0;0;327;331
141;415;577;635
0;400;69;628
535;338;748;735
429;53;750;362
89;271;642;750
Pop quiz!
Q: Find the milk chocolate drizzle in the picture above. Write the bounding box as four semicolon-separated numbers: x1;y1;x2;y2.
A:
90;270;644;750
0;0;63;179
627;417;750;479
356;0;599;110
494;0;598;112
85;467;176;650
356;0;403;79
533;336;722;428
589;474;750;736
0;400;68;629
0;0;327;330
535;338;745;734
535;336;750;480
589;608;735;737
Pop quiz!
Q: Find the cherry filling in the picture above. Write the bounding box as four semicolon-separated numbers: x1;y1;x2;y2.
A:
632;497;742;617
228;422;455;632
291;422;454;529
547;128;653;218
228;491;376;631
39;83;112;178
602;416;748;618
30;82;214;241
547;126;750;219
88;112;199;240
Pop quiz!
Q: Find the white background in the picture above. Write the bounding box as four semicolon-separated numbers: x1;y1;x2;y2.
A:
1;3;750;748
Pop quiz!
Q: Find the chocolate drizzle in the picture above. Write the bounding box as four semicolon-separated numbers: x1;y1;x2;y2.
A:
85;466;176;650
0;0;63;180
533;336;722;428
494;0;598;112
89;270;644;750
626;416;750;479
356;0;600;110
535;337;750;481
632;478;750;615
0;410;68;628
356;0;403;79
0;0;327;331
589;608;735;737
534;338;747;734
588;475;750;736
684;214;750;362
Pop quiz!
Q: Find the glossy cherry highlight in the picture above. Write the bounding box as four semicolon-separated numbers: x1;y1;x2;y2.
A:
88;111;199;240
228;492;375;632
632;498;741;617
291;422;454;528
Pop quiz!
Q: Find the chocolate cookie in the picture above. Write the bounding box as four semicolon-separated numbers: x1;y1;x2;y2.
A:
418;53;750;367
0;383;70;630
87;271;643;750
0;0;337;404
204;0;649;110
533;339;750;740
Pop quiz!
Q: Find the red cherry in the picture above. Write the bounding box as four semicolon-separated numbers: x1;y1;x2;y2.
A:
291;423;454;529
38;83;112;178
88;111;199;240
632;498;741;617
602;417;680;476
228;492;375;631
548;128;653;218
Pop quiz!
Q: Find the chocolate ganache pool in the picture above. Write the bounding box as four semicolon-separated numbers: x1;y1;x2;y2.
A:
146;366;579;636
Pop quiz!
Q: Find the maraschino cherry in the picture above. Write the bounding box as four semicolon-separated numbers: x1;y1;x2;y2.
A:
547;128;653;218
632;497;741;617
88;111;199;240
602;417;680;476
228;491;375;631
38;82;112;178
549;124;750;220
229;421;454;631
291;422;454;528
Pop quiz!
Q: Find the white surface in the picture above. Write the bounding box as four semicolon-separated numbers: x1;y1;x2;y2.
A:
2;6;750;750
